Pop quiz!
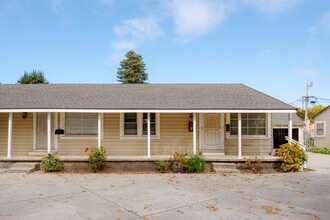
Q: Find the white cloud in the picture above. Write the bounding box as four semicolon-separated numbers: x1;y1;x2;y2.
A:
113;16;163;41
109;16;163;65
293;69;318;77
309;11;330;43
244;0;303;16
113;40;137;51
109;40;137;65
169;0;227;42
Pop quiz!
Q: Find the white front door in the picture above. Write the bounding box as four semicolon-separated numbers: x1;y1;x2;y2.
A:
202;113;224;151
35;113;55;151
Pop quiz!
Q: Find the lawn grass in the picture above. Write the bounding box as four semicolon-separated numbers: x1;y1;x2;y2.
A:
312;148;330;155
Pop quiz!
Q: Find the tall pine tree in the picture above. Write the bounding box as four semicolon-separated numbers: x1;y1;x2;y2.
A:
116;50;148;84
18;69;49;84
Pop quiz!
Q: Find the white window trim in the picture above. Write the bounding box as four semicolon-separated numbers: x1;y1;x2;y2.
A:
226;113;271;140
120;113;160;139
60;113;104;139
315;121;326;137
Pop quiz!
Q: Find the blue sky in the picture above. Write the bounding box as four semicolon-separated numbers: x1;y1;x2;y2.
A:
0;0;329;106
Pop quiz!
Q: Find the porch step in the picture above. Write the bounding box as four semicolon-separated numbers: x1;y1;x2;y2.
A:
202;152;225;156
28;152;48;156
6;163;40;174
212;163;241;174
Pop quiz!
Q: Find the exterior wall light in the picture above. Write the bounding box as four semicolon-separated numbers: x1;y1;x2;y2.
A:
22;112;28;120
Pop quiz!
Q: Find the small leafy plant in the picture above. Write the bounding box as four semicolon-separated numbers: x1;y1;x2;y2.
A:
169;152;188;172
41;153;64;172
312;148;330;155
186;155;205;173
243;156;263;174
300;151;308;164
85;146;107;172
155;160;166;173
276;143;304;172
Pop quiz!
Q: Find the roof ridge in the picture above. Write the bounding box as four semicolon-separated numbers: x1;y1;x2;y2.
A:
241;84;294;109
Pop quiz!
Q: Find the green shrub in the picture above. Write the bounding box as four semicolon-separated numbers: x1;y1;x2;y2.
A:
41;153;64;172
155;160;166;172
312;148;330;155
186;155;205;173
276;143;304;172
301;151;308;164
85;146;107;172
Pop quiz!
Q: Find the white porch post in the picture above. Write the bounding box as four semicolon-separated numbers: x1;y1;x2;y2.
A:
7;112;13;159
98;113;102;149
288;113;292;143
193;113;197;155
47;112;51;154
147;113;151;158
238;113;242;159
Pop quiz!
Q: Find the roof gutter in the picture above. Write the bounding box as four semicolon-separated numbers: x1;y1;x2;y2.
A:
0;109;297;113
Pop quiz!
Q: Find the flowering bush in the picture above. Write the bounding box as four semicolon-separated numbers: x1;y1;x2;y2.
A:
85;146;107;172
276;143;304;172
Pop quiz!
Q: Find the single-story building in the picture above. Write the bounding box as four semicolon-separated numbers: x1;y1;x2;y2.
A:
0;84;296;160
313;105;330;148
272;113;304;149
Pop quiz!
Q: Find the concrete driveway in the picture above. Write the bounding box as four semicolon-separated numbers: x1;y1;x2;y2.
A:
0;153;329;220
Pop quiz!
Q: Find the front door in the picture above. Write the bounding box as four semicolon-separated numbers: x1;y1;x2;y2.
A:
202;113;224;152
35;113;55;151
273;128;299;149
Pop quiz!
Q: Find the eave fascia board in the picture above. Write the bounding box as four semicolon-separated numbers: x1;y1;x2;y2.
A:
0;109;297;113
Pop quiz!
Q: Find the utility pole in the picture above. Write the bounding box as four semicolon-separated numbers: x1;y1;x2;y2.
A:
304;80;313;142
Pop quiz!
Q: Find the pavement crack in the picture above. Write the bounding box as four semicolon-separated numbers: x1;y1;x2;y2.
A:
0;192;82;206
57;174;145;219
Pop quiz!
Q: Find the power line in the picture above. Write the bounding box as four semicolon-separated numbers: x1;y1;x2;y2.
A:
289;98;303;105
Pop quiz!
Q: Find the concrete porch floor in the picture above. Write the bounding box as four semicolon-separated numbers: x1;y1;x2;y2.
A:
0;154;281;162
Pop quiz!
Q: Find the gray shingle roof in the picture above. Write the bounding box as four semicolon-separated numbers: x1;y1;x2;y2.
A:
272;113;304;126
0;84;295;111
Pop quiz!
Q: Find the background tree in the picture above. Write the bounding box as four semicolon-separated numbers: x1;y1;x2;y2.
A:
116;50;148;84
18;69;49;84
296;104;325;123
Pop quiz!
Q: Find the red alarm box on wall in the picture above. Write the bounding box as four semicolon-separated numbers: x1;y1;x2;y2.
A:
189;121;193;132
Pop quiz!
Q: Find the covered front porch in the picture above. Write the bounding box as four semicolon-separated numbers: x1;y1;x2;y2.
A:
1;110;296;161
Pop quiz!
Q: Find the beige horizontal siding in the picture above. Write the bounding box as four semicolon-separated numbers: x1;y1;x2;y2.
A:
0;113;8;155
314;110;330;148
1;111;274;157
58;113;199;156
225;138;272;156
0;113;33;156
223;113;273;156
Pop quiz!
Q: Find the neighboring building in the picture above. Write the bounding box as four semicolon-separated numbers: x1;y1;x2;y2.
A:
313;105;330;148
0;84;296;159
272;113;304;149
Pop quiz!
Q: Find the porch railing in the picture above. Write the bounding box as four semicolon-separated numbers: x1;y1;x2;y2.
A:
285;136;306;151
304;138;315;152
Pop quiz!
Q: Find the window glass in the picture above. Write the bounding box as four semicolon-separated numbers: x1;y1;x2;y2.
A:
124;113;137;135
143;113;156;135
316;123;325;136
65;113;98;135
230;113;266;136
